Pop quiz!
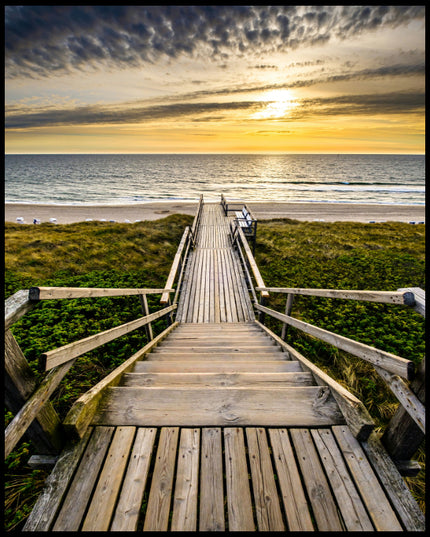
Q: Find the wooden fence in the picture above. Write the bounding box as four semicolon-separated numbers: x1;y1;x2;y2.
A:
230;229;425;474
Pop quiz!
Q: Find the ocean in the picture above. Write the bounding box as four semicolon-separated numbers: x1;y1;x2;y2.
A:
5;154;425;206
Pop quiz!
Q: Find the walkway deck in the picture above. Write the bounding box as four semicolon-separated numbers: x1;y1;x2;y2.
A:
24;202;423;531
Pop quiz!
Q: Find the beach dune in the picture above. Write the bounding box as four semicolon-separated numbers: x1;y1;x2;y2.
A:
5;201;425;225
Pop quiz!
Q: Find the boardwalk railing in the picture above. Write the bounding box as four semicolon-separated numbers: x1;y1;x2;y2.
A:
5;287;175;459
253;284;425;474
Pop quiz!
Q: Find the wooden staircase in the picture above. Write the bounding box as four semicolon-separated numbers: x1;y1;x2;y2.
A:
92;323;344;428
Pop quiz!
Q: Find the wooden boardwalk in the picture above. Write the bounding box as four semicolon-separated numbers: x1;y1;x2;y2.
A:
24;202;424;531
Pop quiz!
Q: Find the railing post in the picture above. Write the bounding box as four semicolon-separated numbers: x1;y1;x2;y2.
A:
381;357;425;470
281;294;294;340
139;294;153;340
5;329;63;455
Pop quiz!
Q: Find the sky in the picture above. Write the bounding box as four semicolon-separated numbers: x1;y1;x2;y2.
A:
4;5;425;154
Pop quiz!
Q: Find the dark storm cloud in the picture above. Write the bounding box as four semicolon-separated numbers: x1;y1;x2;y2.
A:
5;90;424;130
5;5;425;79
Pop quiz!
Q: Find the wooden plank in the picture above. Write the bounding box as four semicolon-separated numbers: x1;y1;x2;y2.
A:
5;329;62;454
63;322;178;440
332;425;403;531
311;429;374;531
23;427;93;531
237;226;269;298
53;426;115;531
290;428;344;531
149;351;286;361
268;429;314;531
398;286;425;317
361;430;425;531
5;358;77;458
199;428;225;531
93;386;345;427
30;286;172;300
256;321;375;441
224;427;255;531
256;287;412;305
160;227;190;303
171;428;200;531
133;360;303;373
82;426;136;531
5;289;35;330
122;371;314;388
256;303;414;380
246;427;285;530
42;304;177;370
143;427;179;531
375;365;425;432
110;427;157;531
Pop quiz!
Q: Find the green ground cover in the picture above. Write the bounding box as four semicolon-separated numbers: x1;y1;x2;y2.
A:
4;216;425;529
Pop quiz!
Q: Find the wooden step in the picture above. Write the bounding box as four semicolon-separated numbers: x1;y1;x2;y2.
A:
152;345;279;354
132;360;303;373
92;386;345;427
121;371;315;388
148;352;286;361
163;336;274;345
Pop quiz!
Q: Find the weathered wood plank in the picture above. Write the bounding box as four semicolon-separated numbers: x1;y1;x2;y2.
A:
42;304;177;370
23;427;93;531
199;428;225;531
224;427;255;531
63;322;178;440
171;428;200;531
332;425;403;531
160;227;190;303
5;289;35;330
52;426;115;531
5;358;77;458
256;303;414;380
256;286;414;305
110;427;157;531
30;286;172;300
5;329;62;454
398;286;425;317
256;321;375;441
236;226;269;298
360;429;425;531
143;427;179;531
268;428;314;531
246;427;284;530
122;371;314;388
311;428;374;531
93;386;345;427
375;365;425;432
133;360;303;373
290;428;344;531
82;426;136;531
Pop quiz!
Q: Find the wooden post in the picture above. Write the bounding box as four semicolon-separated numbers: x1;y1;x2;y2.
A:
139;294;153;340
5;329;62;455
281;294;294;340
381;357;425;466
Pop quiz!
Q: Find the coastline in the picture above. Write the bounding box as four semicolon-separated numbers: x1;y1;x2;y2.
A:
5;201;425;225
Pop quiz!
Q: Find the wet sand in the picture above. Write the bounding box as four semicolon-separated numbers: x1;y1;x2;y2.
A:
5;201;425;225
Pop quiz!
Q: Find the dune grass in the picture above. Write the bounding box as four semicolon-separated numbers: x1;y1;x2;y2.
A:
4;215;425;529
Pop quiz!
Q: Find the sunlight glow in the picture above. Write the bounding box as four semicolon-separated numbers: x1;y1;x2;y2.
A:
251;89;299;120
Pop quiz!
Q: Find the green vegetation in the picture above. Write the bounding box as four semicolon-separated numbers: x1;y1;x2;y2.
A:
4;216;425;529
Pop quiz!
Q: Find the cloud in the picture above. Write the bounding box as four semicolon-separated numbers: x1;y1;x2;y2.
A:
6;89;424;130
5;5;425;79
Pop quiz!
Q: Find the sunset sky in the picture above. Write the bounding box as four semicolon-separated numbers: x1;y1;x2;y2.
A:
5;5;425;154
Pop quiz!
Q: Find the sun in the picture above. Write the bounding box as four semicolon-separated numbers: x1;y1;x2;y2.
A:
251;89;298;120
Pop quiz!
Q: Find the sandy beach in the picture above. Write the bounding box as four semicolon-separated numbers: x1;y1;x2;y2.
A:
5;201;425;225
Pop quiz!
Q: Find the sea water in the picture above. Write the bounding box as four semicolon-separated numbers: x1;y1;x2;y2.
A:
5;154;425;206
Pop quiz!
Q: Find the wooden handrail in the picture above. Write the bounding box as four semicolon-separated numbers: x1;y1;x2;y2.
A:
5;290;36;330
41;304;177;370
255;303;414;380
160;227;190;304
236;226;269;299
29;287;173;300
255;287;415;306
